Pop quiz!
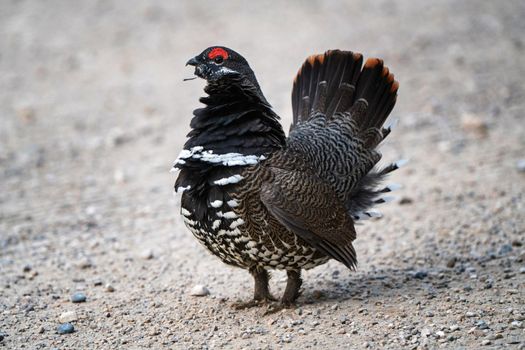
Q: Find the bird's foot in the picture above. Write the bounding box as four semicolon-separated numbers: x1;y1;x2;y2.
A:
232;296;277;310
262;301;295;315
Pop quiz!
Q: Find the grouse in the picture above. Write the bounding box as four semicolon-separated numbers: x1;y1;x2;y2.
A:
172;46;402;308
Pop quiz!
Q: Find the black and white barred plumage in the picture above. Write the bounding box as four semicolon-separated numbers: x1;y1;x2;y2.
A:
172;47;402;306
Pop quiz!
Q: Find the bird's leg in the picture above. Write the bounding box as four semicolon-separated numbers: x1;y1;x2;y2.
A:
264;269;302;315
282;269;302;305
233;266;276;309
252;267;275;301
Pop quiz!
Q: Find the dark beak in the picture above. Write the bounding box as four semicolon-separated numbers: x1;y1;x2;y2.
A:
186;56;199;66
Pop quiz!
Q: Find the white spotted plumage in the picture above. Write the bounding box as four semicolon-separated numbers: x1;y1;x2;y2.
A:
210;200;223;208
227;199;239;207
230;218;245;229
173;146;266;170
213;175;244;186
176;185;191;193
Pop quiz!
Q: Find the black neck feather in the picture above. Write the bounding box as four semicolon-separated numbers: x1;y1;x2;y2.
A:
184;75;286;155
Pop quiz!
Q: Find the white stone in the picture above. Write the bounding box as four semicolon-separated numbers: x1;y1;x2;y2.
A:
140;249;154;260
449;324;459;332
105;283;115;292
190;284;210;297
59;311;78;323
113;169;127;183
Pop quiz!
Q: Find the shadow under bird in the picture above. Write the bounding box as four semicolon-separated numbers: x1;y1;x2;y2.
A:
172;46;403;310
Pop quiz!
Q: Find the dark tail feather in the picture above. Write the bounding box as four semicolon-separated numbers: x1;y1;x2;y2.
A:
378;159;408;176
312;81;328;114
291;50;363;127
353;58;399;131
333;83;356;114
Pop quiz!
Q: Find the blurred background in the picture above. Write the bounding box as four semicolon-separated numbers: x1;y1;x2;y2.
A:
1;1;524;348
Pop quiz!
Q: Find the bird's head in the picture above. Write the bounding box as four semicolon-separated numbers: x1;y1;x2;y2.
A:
186;46;260;86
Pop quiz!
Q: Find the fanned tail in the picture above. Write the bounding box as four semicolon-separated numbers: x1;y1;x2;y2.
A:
291;50;399;148
291;49;403;220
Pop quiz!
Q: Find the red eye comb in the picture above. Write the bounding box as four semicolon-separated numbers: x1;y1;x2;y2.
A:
208;47;228;60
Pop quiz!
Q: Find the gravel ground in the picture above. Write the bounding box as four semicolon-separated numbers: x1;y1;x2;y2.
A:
1;1;524;349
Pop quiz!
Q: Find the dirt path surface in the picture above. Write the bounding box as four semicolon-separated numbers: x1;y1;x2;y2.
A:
1;1;524;349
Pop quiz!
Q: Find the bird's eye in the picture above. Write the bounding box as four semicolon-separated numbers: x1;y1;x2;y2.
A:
214;56;224;64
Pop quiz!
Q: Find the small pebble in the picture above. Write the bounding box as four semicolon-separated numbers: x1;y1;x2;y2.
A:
22;265;32;272
450;325;460;332
436;330;445;338
312;290;323;299
421;328;432;337
446;257;457;268
141;249;154;260
519;267;525;274
466;311;476;317
476;320;489;330
190;285;209;296
483;280;493;289
105;283;115;292
113;169;127;183
399;197;413;205
461;113;488;137
17;107;35;123
23;303;34;312
59;311;78;323
75;258;93;269
517;159;525;173
71;292;86;303
499;244;513;255
149;329;161;336
57;323;74;334
413;271;428;279
507;336;521;344
481;339;491;346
